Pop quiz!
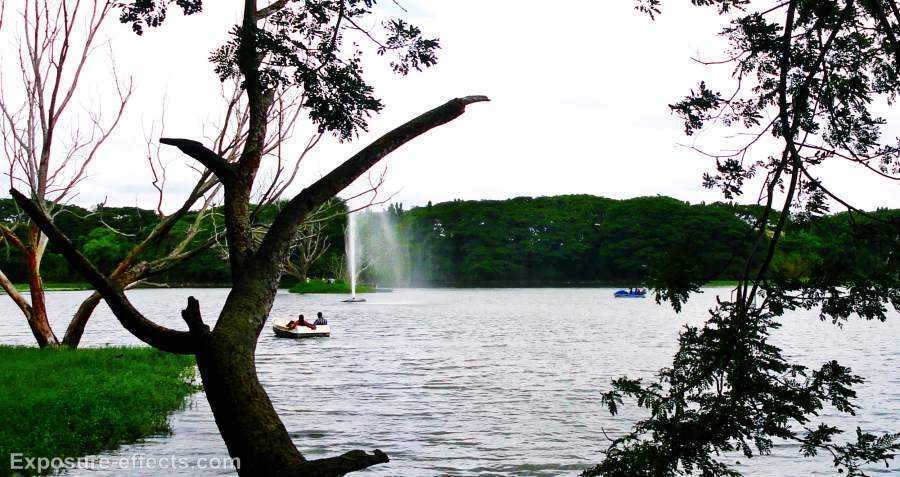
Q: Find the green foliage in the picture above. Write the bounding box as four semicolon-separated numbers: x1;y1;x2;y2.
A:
0;346;196;475
0;199;230;285
9;283;90;292
2;197;891;293
119;0;438;140
288;279;372;294
393;195;765;288
82;228;133;274
583;1;900;476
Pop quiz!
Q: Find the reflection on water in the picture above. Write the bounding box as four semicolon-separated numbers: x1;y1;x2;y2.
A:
1;288;897;476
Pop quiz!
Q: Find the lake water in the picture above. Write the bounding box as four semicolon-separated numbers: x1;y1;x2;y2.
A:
1;288;898;476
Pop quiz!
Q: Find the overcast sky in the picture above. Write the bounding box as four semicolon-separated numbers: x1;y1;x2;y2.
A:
2;1;897;212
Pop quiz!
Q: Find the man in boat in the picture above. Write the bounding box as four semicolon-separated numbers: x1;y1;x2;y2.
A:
287;314;316;330
286;315;304;330
313;312;328;326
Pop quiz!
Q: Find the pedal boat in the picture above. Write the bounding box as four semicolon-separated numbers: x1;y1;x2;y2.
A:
272;320;331;338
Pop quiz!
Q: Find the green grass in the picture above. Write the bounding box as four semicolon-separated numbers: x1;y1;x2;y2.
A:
0;346;197;475
6;282;91;293
289;279;373;294
705;280;741;287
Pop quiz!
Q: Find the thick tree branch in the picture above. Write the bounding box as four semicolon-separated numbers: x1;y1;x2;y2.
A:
300;449;389;475
9;188;198;354
255;95;489;267
160;138;236;183
181;296;209;337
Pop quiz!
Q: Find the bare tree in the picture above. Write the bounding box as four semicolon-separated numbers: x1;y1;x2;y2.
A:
0;0;129;347
13;0;487;473
281;202;333;282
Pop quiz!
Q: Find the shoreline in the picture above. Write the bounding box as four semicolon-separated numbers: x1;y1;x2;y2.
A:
5;280;742;293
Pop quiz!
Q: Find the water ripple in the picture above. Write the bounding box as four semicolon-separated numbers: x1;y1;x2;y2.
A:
0;288;896;476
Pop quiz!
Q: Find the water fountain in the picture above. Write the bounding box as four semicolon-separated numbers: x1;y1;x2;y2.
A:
342;211;366;303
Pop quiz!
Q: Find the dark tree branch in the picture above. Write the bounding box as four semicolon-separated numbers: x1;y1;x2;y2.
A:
862;0;900;69
160;138;236;183
300;449;389;475
255;95;489;268
9;187;198;354
255;0;287;20
181;296;209;338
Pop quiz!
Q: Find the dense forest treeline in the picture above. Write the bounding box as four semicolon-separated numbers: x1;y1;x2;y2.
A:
1;195;895;288
388;195;754;286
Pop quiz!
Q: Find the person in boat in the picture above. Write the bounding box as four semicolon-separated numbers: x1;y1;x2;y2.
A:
313;312;328;326
287;314;317;330
286;314;304;330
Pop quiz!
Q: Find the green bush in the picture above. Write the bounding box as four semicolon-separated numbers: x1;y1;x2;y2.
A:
0;346;196;475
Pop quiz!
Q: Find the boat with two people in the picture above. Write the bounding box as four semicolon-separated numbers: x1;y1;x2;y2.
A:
614;287;647;298
273;312;331;338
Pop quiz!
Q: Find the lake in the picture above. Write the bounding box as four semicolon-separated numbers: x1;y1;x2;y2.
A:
1;288;897;476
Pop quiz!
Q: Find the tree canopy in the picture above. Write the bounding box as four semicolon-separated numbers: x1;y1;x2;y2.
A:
582;1;900;475
6;195;892;295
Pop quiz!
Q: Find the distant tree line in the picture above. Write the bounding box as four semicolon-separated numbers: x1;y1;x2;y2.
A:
5;195;892;288
389;195;754;286
366;195;897;287
0;198;349;286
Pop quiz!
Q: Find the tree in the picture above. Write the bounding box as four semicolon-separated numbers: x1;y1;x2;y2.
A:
0;0;219;349
584;1;900;476
13;1;487;474
281;200;342;283
0;0;131;347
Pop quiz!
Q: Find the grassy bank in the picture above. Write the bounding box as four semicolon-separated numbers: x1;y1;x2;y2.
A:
6;282;91;293
0;346;196;475
289;279;373;294
705;280;740;287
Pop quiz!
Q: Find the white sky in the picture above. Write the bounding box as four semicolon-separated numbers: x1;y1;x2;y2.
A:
1;0;897;211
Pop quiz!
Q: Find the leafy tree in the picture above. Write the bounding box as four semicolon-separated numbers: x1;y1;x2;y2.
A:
584;1;900;476
83;229;134;274
393;195;755;288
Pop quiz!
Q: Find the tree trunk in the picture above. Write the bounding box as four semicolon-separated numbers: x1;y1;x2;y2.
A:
194;284;388;476
196;331;306;475
295;261;309;283
62;291;102;347
26;252;59;347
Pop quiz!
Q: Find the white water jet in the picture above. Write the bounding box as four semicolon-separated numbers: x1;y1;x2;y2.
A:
374;212;406;286
346;211;358;299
